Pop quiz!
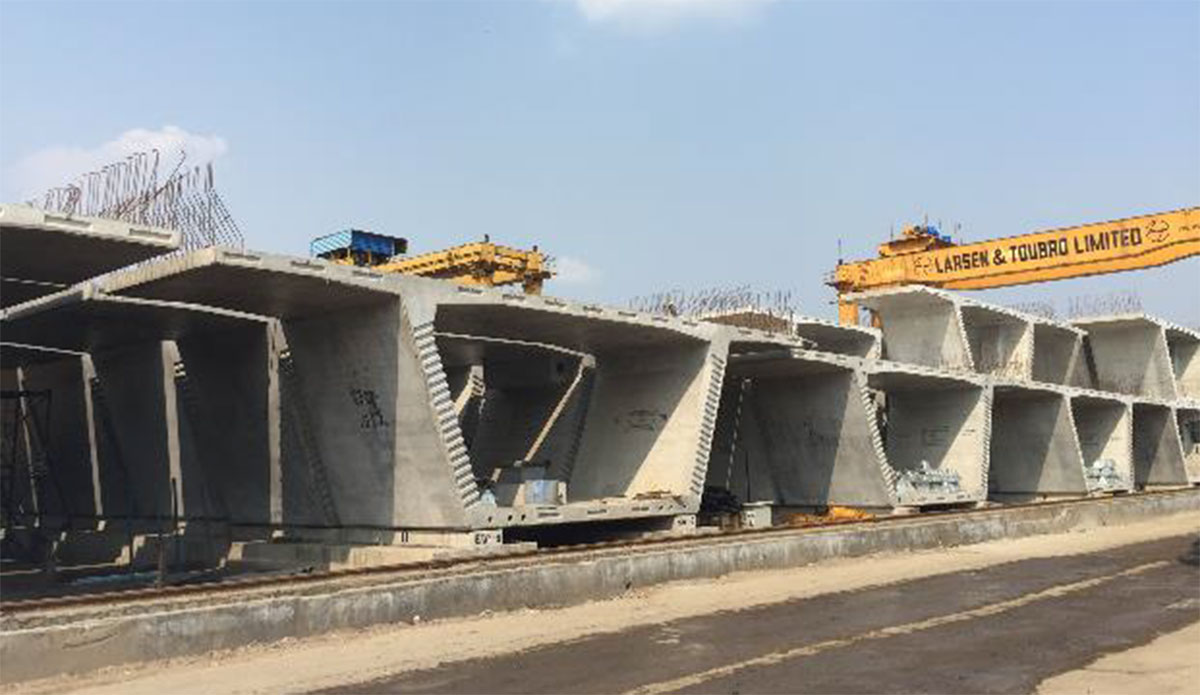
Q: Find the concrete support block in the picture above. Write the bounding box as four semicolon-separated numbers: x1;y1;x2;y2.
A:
988;385;1087;501
1070;393;1134;493
705;350;894;510
1176;407;1200;484
867;365;990;506
1073;316;1177;399
1131;402;1189;487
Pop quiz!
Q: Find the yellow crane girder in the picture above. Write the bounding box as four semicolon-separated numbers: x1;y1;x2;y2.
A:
831;207;1200;324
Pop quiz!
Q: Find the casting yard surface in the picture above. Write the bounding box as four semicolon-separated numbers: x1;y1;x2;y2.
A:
6;512;1198;695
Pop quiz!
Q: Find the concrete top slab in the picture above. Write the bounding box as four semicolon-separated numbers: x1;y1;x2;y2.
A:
866;360;987;390
100;247;400;318
727;347;860;378
0;204;180;308
1069;313;1184;333
1;284;267;353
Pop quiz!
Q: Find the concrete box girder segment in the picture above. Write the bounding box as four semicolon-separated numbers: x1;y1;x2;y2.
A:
0;203;180;308
988;381;1088;501
97;247;739;531
1131;400;1189;487
428;296;738;514
847;287;973;372
1068;389;1134;494
705;348;895;510
1072;315;1178;400
1;286;276;527
865;361;990;506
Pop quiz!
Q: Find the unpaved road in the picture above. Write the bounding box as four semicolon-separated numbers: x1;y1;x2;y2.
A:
8;511;1199;695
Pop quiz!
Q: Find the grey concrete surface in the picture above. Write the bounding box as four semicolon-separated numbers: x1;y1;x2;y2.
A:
1133;402;1190;487
1074;315;1179;400
0;204;178;308
706;349;894;510
990;383;1087;501
867;362;990;505
1;490;1196;684
1176;407;1200;484
1071;392;1134;493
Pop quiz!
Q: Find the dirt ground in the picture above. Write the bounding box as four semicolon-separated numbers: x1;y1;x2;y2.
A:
6;511;1199;695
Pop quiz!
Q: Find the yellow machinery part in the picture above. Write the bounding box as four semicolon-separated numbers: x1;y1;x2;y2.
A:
373;241;553;294
832;207;1200;324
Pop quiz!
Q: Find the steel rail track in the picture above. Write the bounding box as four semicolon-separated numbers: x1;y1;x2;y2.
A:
2;487;1196;616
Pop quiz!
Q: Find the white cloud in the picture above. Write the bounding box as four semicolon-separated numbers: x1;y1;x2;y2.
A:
554;255;600;284
574;0;775;30
5;125;227;201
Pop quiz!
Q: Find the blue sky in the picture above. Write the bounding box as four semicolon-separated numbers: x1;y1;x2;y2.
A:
1;0;1197;324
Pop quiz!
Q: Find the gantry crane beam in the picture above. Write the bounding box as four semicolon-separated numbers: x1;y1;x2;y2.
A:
830;207;1200;324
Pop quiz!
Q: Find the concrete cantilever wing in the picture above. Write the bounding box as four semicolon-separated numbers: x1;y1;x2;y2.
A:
0;203;180;308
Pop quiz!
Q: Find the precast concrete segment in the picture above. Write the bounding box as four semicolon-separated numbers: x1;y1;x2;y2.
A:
1131;401;1189;487
1175;407;1200;484
865;362;990;506
2;287;280;527
1072;315;1178;400
1163;324;1200;399
97;248;776;530
1069;391;1134;493
427;297;744;512
1032;323;1092;387
988;383;1087;501
846;287;972;371
0;203;179;308
705;349;895;509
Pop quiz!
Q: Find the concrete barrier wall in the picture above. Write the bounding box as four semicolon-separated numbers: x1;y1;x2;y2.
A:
989;385;1086;501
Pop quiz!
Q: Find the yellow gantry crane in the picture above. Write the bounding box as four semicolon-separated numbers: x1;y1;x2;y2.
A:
830;207;1200;325
311;230;553;294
